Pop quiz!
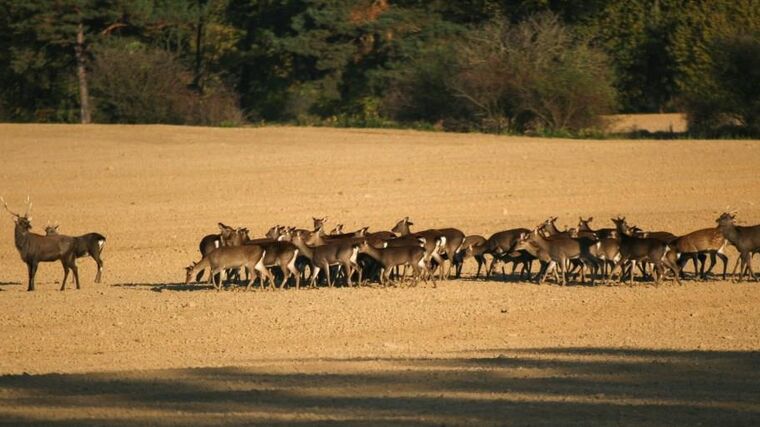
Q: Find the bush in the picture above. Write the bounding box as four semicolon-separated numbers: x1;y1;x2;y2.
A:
682;32;760;137
91;45;243;126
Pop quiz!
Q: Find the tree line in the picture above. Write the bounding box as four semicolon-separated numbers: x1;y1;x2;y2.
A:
0;0;757;136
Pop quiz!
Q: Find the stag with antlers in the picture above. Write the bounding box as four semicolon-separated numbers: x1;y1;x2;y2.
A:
1;197;80;291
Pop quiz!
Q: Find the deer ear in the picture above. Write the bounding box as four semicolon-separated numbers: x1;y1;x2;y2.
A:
588;217;593;222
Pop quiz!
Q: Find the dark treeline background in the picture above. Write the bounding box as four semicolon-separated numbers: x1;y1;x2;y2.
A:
0;0;758;136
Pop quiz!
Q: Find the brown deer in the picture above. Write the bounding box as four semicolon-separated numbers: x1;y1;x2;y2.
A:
197;223;248;283
358;238;436;287
513;228;600;286
1;197;80;291
578;217;617;239
610;217;681;285
185;245;269;290
671;227;728;280
391;217;465;280
249;241;301;289
290;233;361;287
453;235;487;278
716;212;760;282
44;224;107;283
483;228;533;280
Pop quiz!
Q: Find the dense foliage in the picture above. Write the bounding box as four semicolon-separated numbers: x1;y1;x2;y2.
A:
0;0;757;136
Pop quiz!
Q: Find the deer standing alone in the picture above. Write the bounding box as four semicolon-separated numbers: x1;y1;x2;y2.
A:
2;197;80;291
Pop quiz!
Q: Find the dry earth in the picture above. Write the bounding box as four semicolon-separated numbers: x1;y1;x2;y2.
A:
0;124;759;425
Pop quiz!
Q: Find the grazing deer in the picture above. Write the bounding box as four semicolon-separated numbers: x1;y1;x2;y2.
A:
358;238;437;287
716;212;760;282
1;197;80;291
610;217;681;285
453;235;487;278
185;245;269;291
391;217;465;280
483;228;533;279
671;227;728;280
290;233;361;287
44;224;107;283
197;223;248;283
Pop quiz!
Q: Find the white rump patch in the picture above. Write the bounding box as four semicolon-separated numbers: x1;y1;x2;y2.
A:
254;250;267;273
350;247;359;265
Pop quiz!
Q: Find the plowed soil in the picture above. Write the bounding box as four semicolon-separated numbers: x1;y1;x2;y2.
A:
0;124;758;425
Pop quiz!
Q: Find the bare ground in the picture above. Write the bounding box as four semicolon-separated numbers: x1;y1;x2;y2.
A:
0;124;759;425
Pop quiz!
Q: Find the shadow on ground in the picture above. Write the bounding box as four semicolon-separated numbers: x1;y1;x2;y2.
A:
0;347;758;425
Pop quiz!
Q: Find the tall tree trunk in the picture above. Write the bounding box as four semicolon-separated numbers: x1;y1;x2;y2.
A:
75;22;91;124
192;0;206;93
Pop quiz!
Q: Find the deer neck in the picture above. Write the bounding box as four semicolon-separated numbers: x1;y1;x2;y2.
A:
292;238;314;259
14;224;29;252
718;221;739;243
395;223;412;236
361;244;382;261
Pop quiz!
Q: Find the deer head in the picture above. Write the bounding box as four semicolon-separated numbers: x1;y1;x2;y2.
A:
391;217;413;235
1;196;32;231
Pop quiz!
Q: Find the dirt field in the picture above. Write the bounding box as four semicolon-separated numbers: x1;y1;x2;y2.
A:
0;124;759;425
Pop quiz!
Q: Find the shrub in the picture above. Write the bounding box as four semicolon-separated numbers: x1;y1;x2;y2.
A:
91;45;243;125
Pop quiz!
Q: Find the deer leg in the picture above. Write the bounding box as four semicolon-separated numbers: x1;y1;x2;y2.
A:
486;256;497;279
539;261;553;284
61;261;69;291
628;260;637;285
744;252;757;281
310;265;321;288
323;261;333;288
342;261;353;287
27;262;37;292
92;253;104;283
664;257;682;285
716;252;728;281
70;260;80;290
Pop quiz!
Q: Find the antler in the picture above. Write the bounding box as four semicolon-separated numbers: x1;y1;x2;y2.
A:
0;196;20;217
24;195;31;217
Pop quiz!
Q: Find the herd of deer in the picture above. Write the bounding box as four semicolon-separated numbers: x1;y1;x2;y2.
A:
182;211;760;291
2;196;760;292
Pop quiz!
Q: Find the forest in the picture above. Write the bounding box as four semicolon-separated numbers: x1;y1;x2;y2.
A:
0;0;758;136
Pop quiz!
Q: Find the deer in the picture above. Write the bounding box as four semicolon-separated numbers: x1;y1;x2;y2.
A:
578;217;617;239
670;227;728;280
185;245;269;291
513;228;600;286
329;224;344;235
716;212;760;282
610;217;681;285
453;235;487;278
390;217;465;280
1;197;80;291
44;224;107;283
197;223;249;283
247;240;301;289
483;228;533;280
358;237;438;287
290;233;361;288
